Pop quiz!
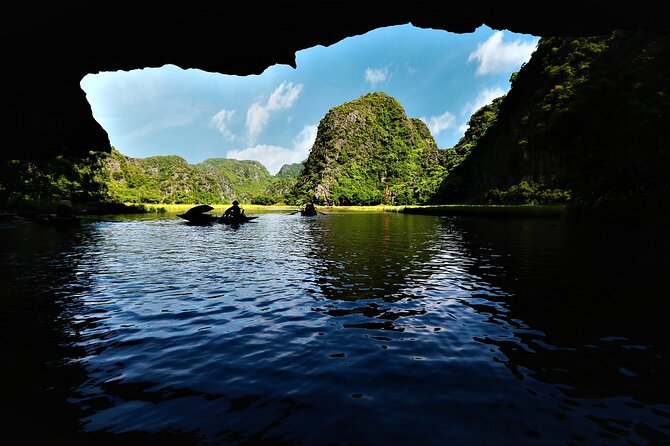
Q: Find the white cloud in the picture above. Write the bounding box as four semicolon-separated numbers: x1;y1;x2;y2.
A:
365;67;390;85
421;110;456;136
246;103;270;144
211;108;236;140
228;123;317;175
246;81;304;143
267;82;303;110
293;124;318;157
468;31;538;75
227;145;290;176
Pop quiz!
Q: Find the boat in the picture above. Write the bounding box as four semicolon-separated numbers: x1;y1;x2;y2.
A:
300;208;318;216
178;212;258;225
35;213;81;227
297;203;319;216
288;204;322;216
218;214;258;225
33;200;81;227
177;205;257;225
177;212;218;225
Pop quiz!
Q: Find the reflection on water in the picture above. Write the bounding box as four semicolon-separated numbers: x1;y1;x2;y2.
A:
1;212;668;445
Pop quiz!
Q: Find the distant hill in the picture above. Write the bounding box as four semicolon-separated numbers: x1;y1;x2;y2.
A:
104;148;273;204
290;92;445;205
276;163;304;179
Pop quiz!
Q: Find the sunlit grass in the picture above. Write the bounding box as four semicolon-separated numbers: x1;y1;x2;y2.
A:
128;203;566;218
315;205;407;213
144;203;297;214
127;203;408;214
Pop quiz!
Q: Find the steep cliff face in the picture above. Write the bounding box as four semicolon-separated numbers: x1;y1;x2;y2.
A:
292;92;444;205
438;30;669;215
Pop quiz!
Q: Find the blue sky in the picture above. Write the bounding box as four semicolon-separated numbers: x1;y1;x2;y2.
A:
81;24;538;175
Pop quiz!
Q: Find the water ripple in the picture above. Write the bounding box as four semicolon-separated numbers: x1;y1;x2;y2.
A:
2;213;668;444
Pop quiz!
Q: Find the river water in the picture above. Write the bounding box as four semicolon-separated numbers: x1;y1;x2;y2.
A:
2;211;668;445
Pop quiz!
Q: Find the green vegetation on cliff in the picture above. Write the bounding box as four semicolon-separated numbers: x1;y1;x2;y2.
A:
0;152;108;210
104;149;273;204
435;95;505;199
436;30;669;218
290;92;445;205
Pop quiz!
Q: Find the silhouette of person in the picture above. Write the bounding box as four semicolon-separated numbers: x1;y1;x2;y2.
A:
224;200;242;219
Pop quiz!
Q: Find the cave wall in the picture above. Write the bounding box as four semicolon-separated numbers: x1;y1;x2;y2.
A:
2;1;666;161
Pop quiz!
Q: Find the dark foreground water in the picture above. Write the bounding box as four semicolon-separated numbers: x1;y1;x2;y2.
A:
1;211;669;445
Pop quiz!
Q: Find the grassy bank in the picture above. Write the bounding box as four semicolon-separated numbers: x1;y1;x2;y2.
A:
156;204;299;215
121;203;409;214
400;204;567;218
107;203;567;218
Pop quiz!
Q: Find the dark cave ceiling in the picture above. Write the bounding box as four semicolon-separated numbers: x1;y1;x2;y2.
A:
2;1;666;160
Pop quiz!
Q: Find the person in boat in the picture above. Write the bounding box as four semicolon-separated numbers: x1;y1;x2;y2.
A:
224;200;244;220
303;202;317;215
